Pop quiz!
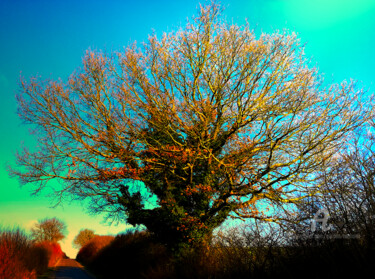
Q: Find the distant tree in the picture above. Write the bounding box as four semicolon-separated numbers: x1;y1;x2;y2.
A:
10;3;372;252
30;217;66;243
281;122;375;247
309;125;375;245
73;229;96;249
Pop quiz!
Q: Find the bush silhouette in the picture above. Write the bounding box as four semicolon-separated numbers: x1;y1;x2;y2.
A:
76;235;115;265
85;231;172;279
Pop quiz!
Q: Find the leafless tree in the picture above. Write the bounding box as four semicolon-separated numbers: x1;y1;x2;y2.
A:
10;3;373;251
30;217;66;243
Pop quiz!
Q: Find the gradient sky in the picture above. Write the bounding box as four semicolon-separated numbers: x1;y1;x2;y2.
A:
1;0;375;258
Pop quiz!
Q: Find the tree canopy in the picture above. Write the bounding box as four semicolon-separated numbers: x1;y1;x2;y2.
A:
11;3;372;251
30;217;67;243
73;229;96;249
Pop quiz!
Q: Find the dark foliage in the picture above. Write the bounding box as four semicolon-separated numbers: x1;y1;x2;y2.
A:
76;235;115;266
85;231;172;279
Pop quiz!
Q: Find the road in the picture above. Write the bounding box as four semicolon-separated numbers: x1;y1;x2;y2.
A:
51;258;96;279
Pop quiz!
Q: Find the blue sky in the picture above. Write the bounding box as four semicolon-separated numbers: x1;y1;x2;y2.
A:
1;0;375;257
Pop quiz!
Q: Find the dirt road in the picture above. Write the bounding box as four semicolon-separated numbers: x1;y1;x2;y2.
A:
51;258;96;279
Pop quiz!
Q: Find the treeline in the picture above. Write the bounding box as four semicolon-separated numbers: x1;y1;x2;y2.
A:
74;222;375;279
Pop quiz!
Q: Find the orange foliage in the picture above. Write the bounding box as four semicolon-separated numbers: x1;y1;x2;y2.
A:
33;241;64;267
0;229;37;279
184;184;217;197
97;166;145;181
0;241;36;279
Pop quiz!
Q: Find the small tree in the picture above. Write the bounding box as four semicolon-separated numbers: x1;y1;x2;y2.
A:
73;229;96;249
30;217;67;243
10;3;372;252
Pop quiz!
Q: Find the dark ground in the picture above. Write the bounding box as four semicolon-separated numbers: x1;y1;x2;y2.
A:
50;258;96;279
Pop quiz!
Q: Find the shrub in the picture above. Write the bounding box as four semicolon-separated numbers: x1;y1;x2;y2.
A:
76;235;115;265
0;227;37;279
25;244;49;275
33;241;64;267
87;231;172;279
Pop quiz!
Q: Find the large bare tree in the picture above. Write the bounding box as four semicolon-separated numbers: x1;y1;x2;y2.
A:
10;3;372;252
